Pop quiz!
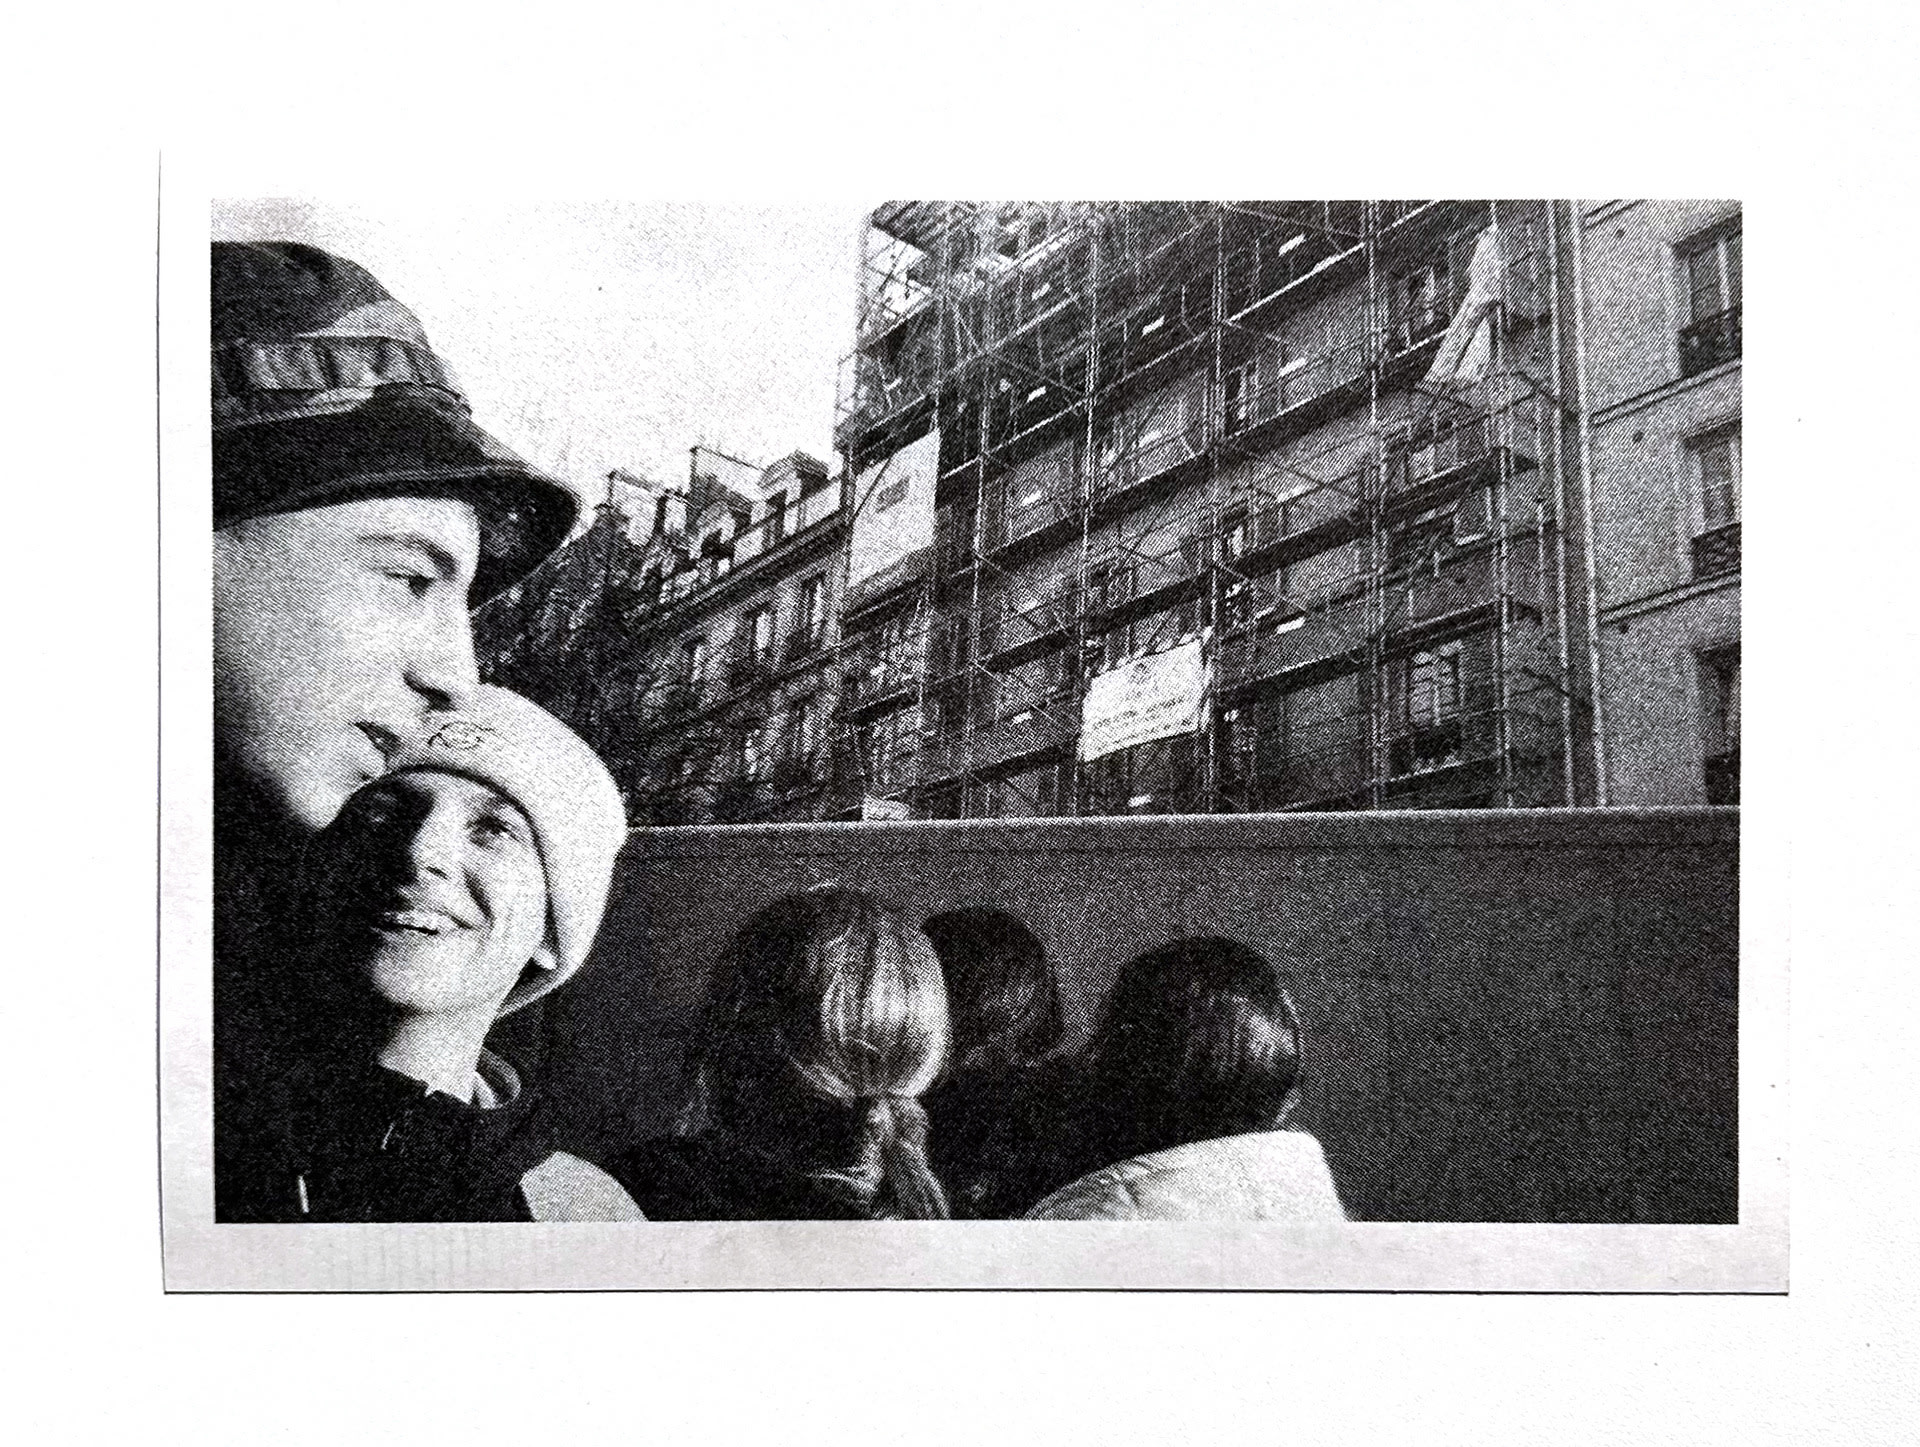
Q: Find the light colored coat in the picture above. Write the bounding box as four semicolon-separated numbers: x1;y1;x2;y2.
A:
1024;1129;1347;1221
520;1151;647;1221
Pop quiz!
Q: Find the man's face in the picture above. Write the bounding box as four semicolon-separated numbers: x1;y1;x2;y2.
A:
214;496;483;833
312;769;550;1020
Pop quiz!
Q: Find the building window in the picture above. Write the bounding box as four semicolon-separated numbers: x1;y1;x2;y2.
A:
1687;228;1742;322
1221;505;1249;566
1679;223;1742;376
1408;642;1463;726
1393;640;1467;776
1389;510;1454;575
702;530;731;579
797;573;826;649
1692;426;1741;529
1220;703;1258;794
681;637;706;686
1394;260;1449;349
747;606;774;661
766;492;788;543
789;697;814;759
1688;424;1742;578
1700;646;1740;804
1223;358;1258;435
858;707;917;789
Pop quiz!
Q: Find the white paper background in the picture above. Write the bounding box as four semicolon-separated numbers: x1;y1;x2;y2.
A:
9;0;1917;1441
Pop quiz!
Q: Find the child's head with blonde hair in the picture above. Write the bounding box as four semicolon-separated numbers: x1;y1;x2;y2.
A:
687;886;951;1219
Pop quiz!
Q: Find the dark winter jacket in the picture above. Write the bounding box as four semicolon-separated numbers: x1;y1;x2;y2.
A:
923;1059;1085;1219
610;1133;881;1221
222;1049;639;1223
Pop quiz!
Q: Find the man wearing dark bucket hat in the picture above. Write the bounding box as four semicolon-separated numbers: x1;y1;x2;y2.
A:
213;241;579;837
212;242;582;1217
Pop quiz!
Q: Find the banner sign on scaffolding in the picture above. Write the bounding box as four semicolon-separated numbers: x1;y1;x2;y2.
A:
846;428;941;607
862;796;914;822
1422;226;1502;394
1078;637;1210;762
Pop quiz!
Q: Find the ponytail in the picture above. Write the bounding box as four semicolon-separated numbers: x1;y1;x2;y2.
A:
811;1095;950;1219
869;1094;949;1220
703;887;954;1220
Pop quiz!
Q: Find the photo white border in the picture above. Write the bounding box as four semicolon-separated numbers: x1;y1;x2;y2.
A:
161;166;1783;1293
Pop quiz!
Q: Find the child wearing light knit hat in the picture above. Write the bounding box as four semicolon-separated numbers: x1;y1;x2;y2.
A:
261;685;643;1222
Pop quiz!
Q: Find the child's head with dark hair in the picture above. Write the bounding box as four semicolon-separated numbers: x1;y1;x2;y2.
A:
921;908;1063;1078
1086;937;1303;1163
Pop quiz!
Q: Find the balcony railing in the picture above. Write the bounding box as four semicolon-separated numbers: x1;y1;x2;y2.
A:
980;591;1076;659
1226;472;1364;564
1221;339;1368;443
1217;590;1369;686
1092;417;1210;502
845;648;923;708
1704;749;1740;806
1387;708;1499;779
1226;726;1370;811
724;646;776;691
782;627;829;666
1679;308;1741;377
1691;523;1741;580
767;752;823;796
1393;544;1540;630
1221;228;1355;317
969;698;1076;772
1386;301;1452;356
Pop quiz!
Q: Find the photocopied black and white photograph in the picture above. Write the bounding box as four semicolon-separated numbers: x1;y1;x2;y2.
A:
161;193;1771;1291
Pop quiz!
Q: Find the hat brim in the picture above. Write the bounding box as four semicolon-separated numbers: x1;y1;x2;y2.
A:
214;388;578;603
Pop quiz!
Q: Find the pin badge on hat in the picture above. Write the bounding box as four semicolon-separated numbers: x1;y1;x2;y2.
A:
425;720;496;752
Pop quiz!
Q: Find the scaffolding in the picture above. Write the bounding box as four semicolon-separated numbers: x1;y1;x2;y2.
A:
826;200;1578;819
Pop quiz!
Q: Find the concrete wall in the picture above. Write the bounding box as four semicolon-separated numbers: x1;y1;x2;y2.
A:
526;810;1738;1223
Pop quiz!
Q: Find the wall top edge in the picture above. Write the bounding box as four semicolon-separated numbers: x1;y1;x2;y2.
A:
622;807;1739;859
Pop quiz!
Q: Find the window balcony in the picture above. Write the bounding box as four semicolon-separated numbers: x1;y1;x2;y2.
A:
652;680;702;719
1679;307;1741;377
1691;523;1741;580
1216;591;1369;687
1704;749;1740;806
768;753;821;796
979;592;1075;662
725;649;775;691
844;650;922;710
782;628;827;666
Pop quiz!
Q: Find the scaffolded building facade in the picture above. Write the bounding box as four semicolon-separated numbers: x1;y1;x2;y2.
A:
829;200;1595;820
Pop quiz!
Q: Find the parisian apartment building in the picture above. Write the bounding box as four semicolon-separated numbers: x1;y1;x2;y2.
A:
1578;200;1742;805
476;199;1740;824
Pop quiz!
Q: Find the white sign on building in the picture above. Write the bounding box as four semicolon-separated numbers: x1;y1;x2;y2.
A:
846;428;941;601
1078;637;1210;762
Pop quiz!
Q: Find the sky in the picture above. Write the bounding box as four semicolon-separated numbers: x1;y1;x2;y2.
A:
212;199;868;519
